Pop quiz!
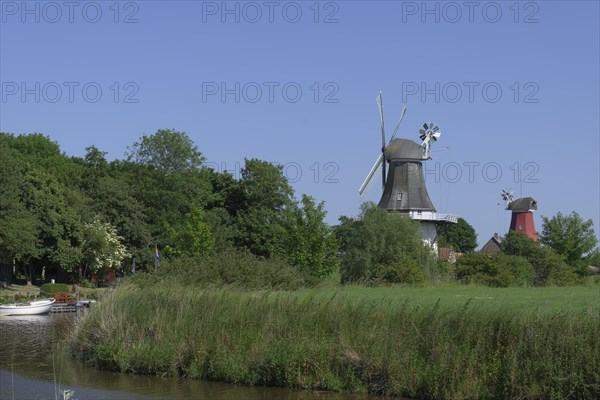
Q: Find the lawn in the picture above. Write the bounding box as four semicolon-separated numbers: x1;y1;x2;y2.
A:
288;284;600;313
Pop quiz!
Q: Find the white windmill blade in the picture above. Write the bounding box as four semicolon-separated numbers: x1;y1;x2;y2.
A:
376;92;384;125
360;167;382;200
377;92;386;145
388;103;407;143
358;154;383;195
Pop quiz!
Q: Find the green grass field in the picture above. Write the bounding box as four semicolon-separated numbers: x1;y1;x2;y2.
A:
289;284;600;313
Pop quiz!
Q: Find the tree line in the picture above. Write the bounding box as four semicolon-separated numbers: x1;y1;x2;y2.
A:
0;130;597;287
0;129;338;285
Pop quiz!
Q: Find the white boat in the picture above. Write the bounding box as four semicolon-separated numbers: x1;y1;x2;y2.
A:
0;298;56;316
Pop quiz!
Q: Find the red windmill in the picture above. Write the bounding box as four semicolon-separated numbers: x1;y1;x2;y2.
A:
501;190;538;241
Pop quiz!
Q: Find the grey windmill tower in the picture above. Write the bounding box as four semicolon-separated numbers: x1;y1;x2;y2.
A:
359;92;457;250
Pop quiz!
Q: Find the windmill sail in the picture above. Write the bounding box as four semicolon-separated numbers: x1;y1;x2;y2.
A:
359;154;383;195
377;92;386;191
359;95;408;196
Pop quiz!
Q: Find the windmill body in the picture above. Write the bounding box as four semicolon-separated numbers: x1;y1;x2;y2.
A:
506;196;538;241
378;138;435;212
359;93;457;252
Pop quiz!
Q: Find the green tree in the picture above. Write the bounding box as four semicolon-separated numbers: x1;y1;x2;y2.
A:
0;133;91;283
540;212;598;268
332;216;359;254
238;159;294;210
501;230;539;257
126;129;205;174
2;133;85;188
81;153;152;266
437;217;477;252
165;209;214;258
23;166;88;280
204;208;236;252
588;250;600;268
0;144;41;275
280;195;339;279
341;203;435;284
123;130;212;244
82;145;109;192
234;159;295;258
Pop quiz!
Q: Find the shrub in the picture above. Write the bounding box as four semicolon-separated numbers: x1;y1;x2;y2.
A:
455;252;534;287
502;231;580;286
530;247;578;286
131;247;308;290
546;262;580;286
341;204;436;284
372;254;427;285
79;278;95;288
40;283;70;296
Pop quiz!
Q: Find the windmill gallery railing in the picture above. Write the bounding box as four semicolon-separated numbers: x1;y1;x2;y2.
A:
407;211;458;224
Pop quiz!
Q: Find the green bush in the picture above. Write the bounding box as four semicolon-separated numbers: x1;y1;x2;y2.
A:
79;278;95;288
456;252;534;287
372;253;427;285
341;204;436;284
131;247;308;290
0;295;29;304
529;247;578;286
546;263;580;286
502;230;583;285
40;283;70;296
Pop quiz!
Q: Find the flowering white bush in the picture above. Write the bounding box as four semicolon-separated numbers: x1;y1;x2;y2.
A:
82;218;130;276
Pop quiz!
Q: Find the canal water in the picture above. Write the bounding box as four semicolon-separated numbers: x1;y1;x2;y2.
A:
0;313;372;400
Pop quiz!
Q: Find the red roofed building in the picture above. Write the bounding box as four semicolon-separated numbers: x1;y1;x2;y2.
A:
507;197;538;241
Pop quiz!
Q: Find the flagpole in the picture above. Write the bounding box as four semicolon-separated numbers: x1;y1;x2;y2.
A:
146;239;159;273
154;244;159;273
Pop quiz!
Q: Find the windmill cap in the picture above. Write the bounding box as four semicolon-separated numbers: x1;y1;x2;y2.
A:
507;197;537;212
385;138;426;161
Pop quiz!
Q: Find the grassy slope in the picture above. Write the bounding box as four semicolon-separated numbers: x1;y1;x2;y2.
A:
69;282;600;399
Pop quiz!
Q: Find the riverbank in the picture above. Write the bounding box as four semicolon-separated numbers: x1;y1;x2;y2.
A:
69;281;600;399
0;284;110;304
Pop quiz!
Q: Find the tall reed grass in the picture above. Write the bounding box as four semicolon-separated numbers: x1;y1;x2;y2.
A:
69;281;600;399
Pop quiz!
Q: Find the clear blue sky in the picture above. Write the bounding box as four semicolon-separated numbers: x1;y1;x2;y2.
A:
1;0;599;246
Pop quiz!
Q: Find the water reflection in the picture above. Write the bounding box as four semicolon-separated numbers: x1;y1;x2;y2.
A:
0;314;371;400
